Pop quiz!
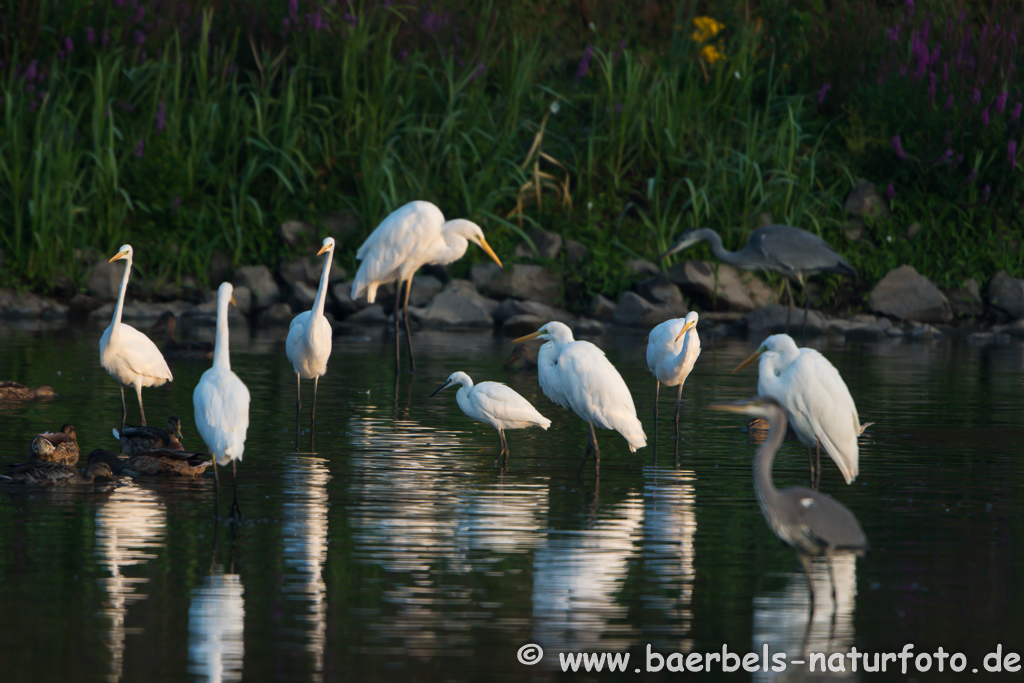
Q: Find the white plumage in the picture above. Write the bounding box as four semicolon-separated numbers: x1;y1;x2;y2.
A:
432;371;550;466
735;334;860;486
286;237;335;450
100;244;173;429
646;312;701;443
513;322;646;473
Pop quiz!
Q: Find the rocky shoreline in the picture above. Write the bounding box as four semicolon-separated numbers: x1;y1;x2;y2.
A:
3;223;1024;346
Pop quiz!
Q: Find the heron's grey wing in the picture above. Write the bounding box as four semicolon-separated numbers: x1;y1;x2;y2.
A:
786;486;868;552
750;225;853;277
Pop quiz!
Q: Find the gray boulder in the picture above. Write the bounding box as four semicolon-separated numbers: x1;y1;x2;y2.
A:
206;251;233;286
233;286;253;316
181;298;245;326
667;260;776;311
635;275;685;306
0;290;68;319
624;259;660;277
409;275;444;307
945;278;983;318
493;299;566;325
867;265;952;322
613;291;686;327
588;295;617;321
330;281;369;319
987;271;1024;319
233;265;280;311
566;239;589;265
289;281;318;310
279;256;346;288
844;317;895;342
343;304;388;326
257;302;295;326
502;314;549;337
746;305;827;335
574;318;606;336
470;262;502;290
844;179;890;219
87;259;124;301
279;220;314;248
90;300;191;324
486;264;562;302
513;230;563;260
410;280;494;329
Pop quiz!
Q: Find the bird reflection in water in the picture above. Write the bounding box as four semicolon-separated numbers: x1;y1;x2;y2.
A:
188;566;246;683
282;456;331;681
95;482;167;683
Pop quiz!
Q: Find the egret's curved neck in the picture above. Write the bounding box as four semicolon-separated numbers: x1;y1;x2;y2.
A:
213;293;231;371
110;256;133;336
311;248;334;322
753;405;787;513
436;221;470;265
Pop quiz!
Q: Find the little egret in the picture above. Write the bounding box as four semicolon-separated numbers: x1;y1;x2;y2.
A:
193;283;250;525
152;312;214;360
113;416;184;455
646;312;701;446
512;321;646;475
430;371;551;468
351;201;503;371
286;237;336;451
100;245;174;430
710;396;868;611
734;334;860;489
29;424;80;466
661;225;856;333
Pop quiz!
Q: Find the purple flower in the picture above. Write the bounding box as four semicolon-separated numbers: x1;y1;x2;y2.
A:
906;0;915;18
1014;102;1023;120
996;93;1009;113
156;101;165;132
135;6;145;22
102;28;110;47
64;38;74;55
981;107;990;126
574;45;594;83
307;11;324;31
173;196;181;211
134;30;145;45
944;130;953;145
24;60;37;81
289;0;299;20
945;94;954;111
892;135;906;160
886;183;895;201
967;168;977;183
817;83;831;104
470;61;486;81
971;88;981;105
982;184;991;202
886;26;899;43
928;72;936;101
399;49;408;60
1009;140;1018;167
86;27;95;44
135;139;145;158
941;148;953;163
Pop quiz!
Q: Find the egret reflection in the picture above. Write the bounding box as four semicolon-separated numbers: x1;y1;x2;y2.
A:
95;482;167;683
188;567;245;683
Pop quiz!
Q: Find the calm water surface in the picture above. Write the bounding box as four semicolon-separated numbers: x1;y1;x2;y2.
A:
0;318;1022;682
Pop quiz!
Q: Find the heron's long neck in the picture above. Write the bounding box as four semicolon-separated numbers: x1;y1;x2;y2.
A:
213;294;231;371
311;249;333;322
110;256;133;337
696;228;740;265
753;406;787;513
435;223;469;265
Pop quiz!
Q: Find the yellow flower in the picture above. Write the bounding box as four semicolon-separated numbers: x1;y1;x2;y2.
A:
692;16;725;64
701;45;725;65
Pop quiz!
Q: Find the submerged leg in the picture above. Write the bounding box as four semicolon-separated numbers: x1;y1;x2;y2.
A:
211;455;220;519
229;459;242;527
653;381;660;461
393;280;402;371
825;553;838;608
799;553;816;615
135;384;147;426
577;425;595;476
590;422;602;477
295;372;302;452
311;376;319;452
402;277;416;373
674;383;684;442
119;385;127;433
808;447;816;491
815;438;822;490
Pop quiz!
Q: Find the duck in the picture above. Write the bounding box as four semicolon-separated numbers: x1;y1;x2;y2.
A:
1;457;116;487
29;424;80;466
123;448;214;477
152;311;214;360
0;381;59;401
113;416;184;455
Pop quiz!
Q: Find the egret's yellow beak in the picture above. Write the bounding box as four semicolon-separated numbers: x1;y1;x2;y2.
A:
674;319;697;343
230;295;237;307
708;401;748;414
109;249;129;263
317;243;331;256
510;330;543;345
478;238;503;269
733;347;766;373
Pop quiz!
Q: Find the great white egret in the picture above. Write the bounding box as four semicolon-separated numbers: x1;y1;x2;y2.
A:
29;424;80;466
286;237;335;452
710;396;868;611
1;458;116;486
430;371;551;468
193;282;250;524
734;334;860;489
512;321;646;475
646;312;701;447
0;381;58;401
661;225;857;333
351;201;503;371
112;416;183;455
100;245;174;430
152;312;214;360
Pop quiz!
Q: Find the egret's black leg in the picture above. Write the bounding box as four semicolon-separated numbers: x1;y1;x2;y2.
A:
825;553;838;608
119;385;127;433
229;460;242;528
799;554;816;615
577;425;595;476
311;376;319;453
402;277;416;373
815;439;822;490
674;384;684;442
295;372;302;452
500;430;510;469
212;456;220;519
591;422;601;477
808;447;816;490
136;385;147;426
393;280;402;371
653;381;660;462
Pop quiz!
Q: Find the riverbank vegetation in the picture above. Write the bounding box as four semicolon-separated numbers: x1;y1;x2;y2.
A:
1;1;1021;307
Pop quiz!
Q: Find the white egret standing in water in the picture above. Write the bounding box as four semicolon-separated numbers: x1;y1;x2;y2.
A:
100;244;173;430
512;322;646;475
430;371;551;468
646;312;701;447
286;237;336;452
351;201;503;371
193;283;250;524
734;334;860;489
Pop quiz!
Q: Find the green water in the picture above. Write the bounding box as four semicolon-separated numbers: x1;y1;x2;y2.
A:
0;320;1022;681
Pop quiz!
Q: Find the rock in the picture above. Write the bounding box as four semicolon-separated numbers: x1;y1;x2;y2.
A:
566;239;588;265
574;318;606;336
343;304;388;325
330;281;368;319
181;299;244;326
409;280;494;329
967;331;1010;346
470;262;501;290
945;278;983;318
257;302;294;326
279;256;346;288
986;271;1024;319
635;275;685;306
87;259;124;301
233;286;253;316
588;295;616;321
408;275;444;307
513;230;563;260
493;299;565;324
993;319;1024;338
280;220;314;248
90;300;192;324
624;259;660;277
867;265;952;322
68;293;102;314
824;319;856;335
844;317;894;342
745;305;827;335
502;314;549;337
0;290;68;319
289;281;318;310
666;260;776;311
486;264;562;302
907;222;921;239
206;251;233;286
613;291;686;327
844;179;890;219
909;323;940;341
233;265;280;311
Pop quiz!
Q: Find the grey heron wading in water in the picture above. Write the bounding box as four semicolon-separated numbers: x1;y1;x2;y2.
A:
710;396;868;612
661;225;857;335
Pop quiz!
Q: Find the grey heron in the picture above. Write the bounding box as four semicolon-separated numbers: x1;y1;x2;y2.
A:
710;396;868;611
